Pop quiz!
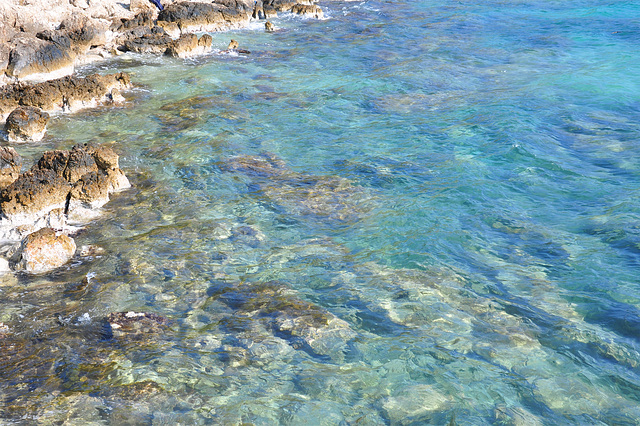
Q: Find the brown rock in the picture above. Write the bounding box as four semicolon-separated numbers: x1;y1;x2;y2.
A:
165;33;212;58
3;106;50;142
68;170;111;210
92;145;120;170
107;311;169;339
157;1;253;33
0;73;131;119
121;26;173;54
63;145;99;183
165;33;197;57
6;35;76;80
0;168;71;222
0;146;22;189
290;4;323;18
13;227;76;273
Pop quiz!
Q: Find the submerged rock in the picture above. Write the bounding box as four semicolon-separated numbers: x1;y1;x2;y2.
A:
218;281;356;361
106;311;169;339
224;154;370;222
3;106;50;143
11;227;76;273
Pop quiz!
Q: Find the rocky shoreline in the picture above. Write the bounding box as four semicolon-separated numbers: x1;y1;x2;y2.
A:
0;0;327;275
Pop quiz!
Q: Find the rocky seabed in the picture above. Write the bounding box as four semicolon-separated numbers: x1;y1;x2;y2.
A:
0;0;328;274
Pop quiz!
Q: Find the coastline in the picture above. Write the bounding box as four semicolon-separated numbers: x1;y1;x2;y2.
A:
0;0;326;275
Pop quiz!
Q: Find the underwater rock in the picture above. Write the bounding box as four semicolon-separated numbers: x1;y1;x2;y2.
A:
3;106;50;143
157;1;254;33
0;146;22;189
11;227;76;273
0;73;131;120
106;311;169;339
219;281;356;361
165;33;213;58
381;384;451;425
225;154;369;222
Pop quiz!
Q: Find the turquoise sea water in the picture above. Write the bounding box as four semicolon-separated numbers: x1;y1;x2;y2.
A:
2;0;640;423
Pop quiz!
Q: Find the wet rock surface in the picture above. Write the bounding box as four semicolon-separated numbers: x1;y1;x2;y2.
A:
0;144;130;241
157;1;254;33
11;227;76;273
106;311;169;339
224;153;371;222
166;33;213;58
0;73;131;120
262;0;324;18
0;147;22;189
3;106;50;142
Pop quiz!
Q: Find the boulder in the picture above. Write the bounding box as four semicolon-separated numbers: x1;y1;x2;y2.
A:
0;169;71;225
12;227;76;273
6;35;76;81
121;26;173;54
157;1;253;33
110;10;155;33
262;0;322;17
0;147;22;189
0;144;129;227
3;106;50;143
165;33;212;58
290;4;323;18
0;73;131;120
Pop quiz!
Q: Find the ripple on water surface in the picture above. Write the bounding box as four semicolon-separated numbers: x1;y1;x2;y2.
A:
2;0;640;423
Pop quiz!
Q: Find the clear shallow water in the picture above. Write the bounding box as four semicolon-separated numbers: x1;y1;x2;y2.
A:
2;0;640;424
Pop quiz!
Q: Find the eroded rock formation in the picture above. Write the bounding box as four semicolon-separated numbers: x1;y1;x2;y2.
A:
0;73;131;120
0;144;130;239
3;106;50;142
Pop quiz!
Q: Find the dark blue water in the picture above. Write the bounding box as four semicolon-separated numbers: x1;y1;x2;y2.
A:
2;0;640;423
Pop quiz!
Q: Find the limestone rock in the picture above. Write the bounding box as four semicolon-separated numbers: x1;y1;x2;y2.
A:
290;4;323;18
157;1;254;33
6;35;76;81
0;73;131;120
157;20;181;39
0;144;129;228
121;26;173;54
3;106;50;143
0;147;22;189
165;33;212;58
0;169;71;225
12;227;76;274
129;0;157;15
110;10;155;33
